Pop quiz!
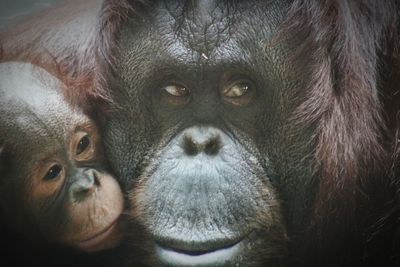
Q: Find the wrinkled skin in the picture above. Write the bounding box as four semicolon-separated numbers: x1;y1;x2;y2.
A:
0;62;125;253
102;1;315;266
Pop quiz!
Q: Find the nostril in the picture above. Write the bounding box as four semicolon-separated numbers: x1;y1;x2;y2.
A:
204;136;221;156
182;132;221;156
81;186;94;195
93;171;101;187
183;135;200;156
72;184;95;202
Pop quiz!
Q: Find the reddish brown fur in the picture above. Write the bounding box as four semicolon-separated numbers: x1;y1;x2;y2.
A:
279;0;398;233
0;0;105;109
0;0;149;110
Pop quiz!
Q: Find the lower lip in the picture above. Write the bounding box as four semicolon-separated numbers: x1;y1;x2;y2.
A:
155;241;243;266
74;219;120;252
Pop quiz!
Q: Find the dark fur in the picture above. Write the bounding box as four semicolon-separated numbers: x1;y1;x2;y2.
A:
279;1;399;264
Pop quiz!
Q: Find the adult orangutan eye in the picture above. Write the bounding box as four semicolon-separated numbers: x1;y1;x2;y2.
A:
76;135;90;155
222;80;256;106
222;81;251;98
163;84;189;97
159;83;191;108
43;164;63;181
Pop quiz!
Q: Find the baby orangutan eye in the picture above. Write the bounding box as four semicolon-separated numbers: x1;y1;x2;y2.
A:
43;164;63;181
72;131;96;161
76;135;90;155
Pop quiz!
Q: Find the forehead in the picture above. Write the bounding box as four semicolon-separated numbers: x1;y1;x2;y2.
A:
161;0;286;53
0;63;89;163
115;0;291;96
121;0;287;60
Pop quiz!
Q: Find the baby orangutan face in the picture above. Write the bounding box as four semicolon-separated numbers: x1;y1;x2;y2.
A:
27;122;124;252
0;62;124;253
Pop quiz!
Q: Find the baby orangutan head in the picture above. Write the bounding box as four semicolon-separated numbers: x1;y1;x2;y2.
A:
0;62;124;252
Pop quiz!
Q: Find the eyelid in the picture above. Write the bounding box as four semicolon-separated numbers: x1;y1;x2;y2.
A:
72;132;96;162
157;79;192;108
163;84;189;97
29;158;65;190
220;75;257;107
43;164;63;181
29;168;65;201
68;122;99;161
72;121;98;137
76;134;90;155
223;82;249;97
223;77;253;92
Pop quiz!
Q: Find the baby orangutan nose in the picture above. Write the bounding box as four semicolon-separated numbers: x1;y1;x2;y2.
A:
70;169;100;202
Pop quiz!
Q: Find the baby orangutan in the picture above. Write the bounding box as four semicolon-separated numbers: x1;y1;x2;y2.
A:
0;62;124;253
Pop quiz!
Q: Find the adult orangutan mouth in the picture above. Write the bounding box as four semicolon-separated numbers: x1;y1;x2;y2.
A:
154;238;245;266
74;218;121;252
